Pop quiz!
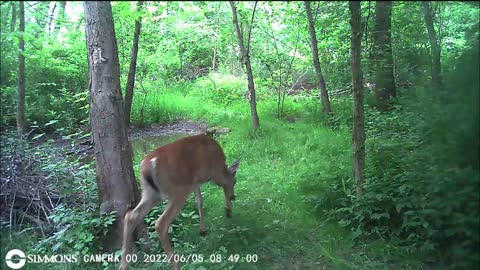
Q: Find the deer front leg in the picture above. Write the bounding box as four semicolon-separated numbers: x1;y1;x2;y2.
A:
224;192;232;218
155;191;189;270
194;187;207;236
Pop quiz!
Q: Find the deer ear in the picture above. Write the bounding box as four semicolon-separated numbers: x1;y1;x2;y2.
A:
228;159;240;175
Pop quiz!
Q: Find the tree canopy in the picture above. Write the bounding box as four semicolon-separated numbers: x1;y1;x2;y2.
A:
0;2;478;269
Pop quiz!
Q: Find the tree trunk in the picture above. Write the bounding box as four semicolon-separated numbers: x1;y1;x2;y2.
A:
17;1;25;138
365;1;375;69
84;1;141;251
57;1;67;30
423;1;443;90
304;1;332;115
45;2;57;35
59;1;67;16
349;1;366;195
124;1;144;128
229;1;260;131
212;2;222;71
373;1;396;110
11;2;17;32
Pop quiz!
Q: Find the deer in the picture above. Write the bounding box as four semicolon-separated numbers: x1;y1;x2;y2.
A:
119;133;240;270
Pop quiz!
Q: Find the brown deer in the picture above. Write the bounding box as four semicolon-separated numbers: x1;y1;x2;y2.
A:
119;134;240;270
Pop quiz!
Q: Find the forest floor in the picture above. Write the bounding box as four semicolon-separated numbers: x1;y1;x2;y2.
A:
24;120;211;165
1;116;426;270
128;119;209;140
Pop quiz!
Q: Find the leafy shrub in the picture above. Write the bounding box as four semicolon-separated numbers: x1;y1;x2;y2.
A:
0;131;108;258
27;87;89;135
1;28;88;135
35;206;116;256
327;42;479;268
192;73;246;106
0;86;17;127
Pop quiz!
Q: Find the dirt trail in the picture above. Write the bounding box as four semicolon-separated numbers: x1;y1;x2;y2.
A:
33;120;209;158
128;120;208;140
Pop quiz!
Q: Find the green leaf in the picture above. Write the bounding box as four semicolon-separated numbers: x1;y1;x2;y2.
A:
371;212;389;220
32;133;45;140
52;242;63;252
45;119;59;126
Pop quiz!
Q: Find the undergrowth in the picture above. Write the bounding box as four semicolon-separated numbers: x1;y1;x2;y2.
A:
2;57;478;269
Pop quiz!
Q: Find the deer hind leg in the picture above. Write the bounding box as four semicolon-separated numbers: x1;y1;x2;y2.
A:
155;190;190;270
120;195;160;270
194;186;207;236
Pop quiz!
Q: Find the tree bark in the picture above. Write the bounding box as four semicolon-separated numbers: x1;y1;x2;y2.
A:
84;1;140;251
124;1;144;128
373;1;396;110
212;2;222;71
229;1;260;131
304;1;332;115
17;1;25;138
45;2;57;35
11;2;17;32
59;1;67;15
349;1;366;195
423;1;443;90
56;1;67;30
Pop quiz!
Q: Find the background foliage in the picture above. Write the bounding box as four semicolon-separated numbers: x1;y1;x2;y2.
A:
1;1;478;269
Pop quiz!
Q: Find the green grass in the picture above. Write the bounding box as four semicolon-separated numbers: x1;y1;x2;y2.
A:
1;83;424;270
127;84;423;269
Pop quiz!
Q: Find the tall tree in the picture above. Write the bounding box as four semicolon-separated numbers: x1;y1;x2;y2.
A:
56;1;67;31
45;2;57;35
349;1;366;195
84;1;140;250
10;2;16;32
59;1;67;16
304;1;332;115
124;1;144;128
373;1;396;109
16;1;25;138
423;1;443;89
229;1;260;131
211;2;222;71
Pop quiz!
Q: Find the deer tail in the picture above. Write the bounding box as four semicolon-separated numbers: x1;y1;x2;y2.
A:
144;158;160;192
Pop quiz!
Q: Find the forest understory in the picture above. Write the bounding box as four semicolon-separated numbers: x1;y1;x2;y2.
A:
1;1;478;270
